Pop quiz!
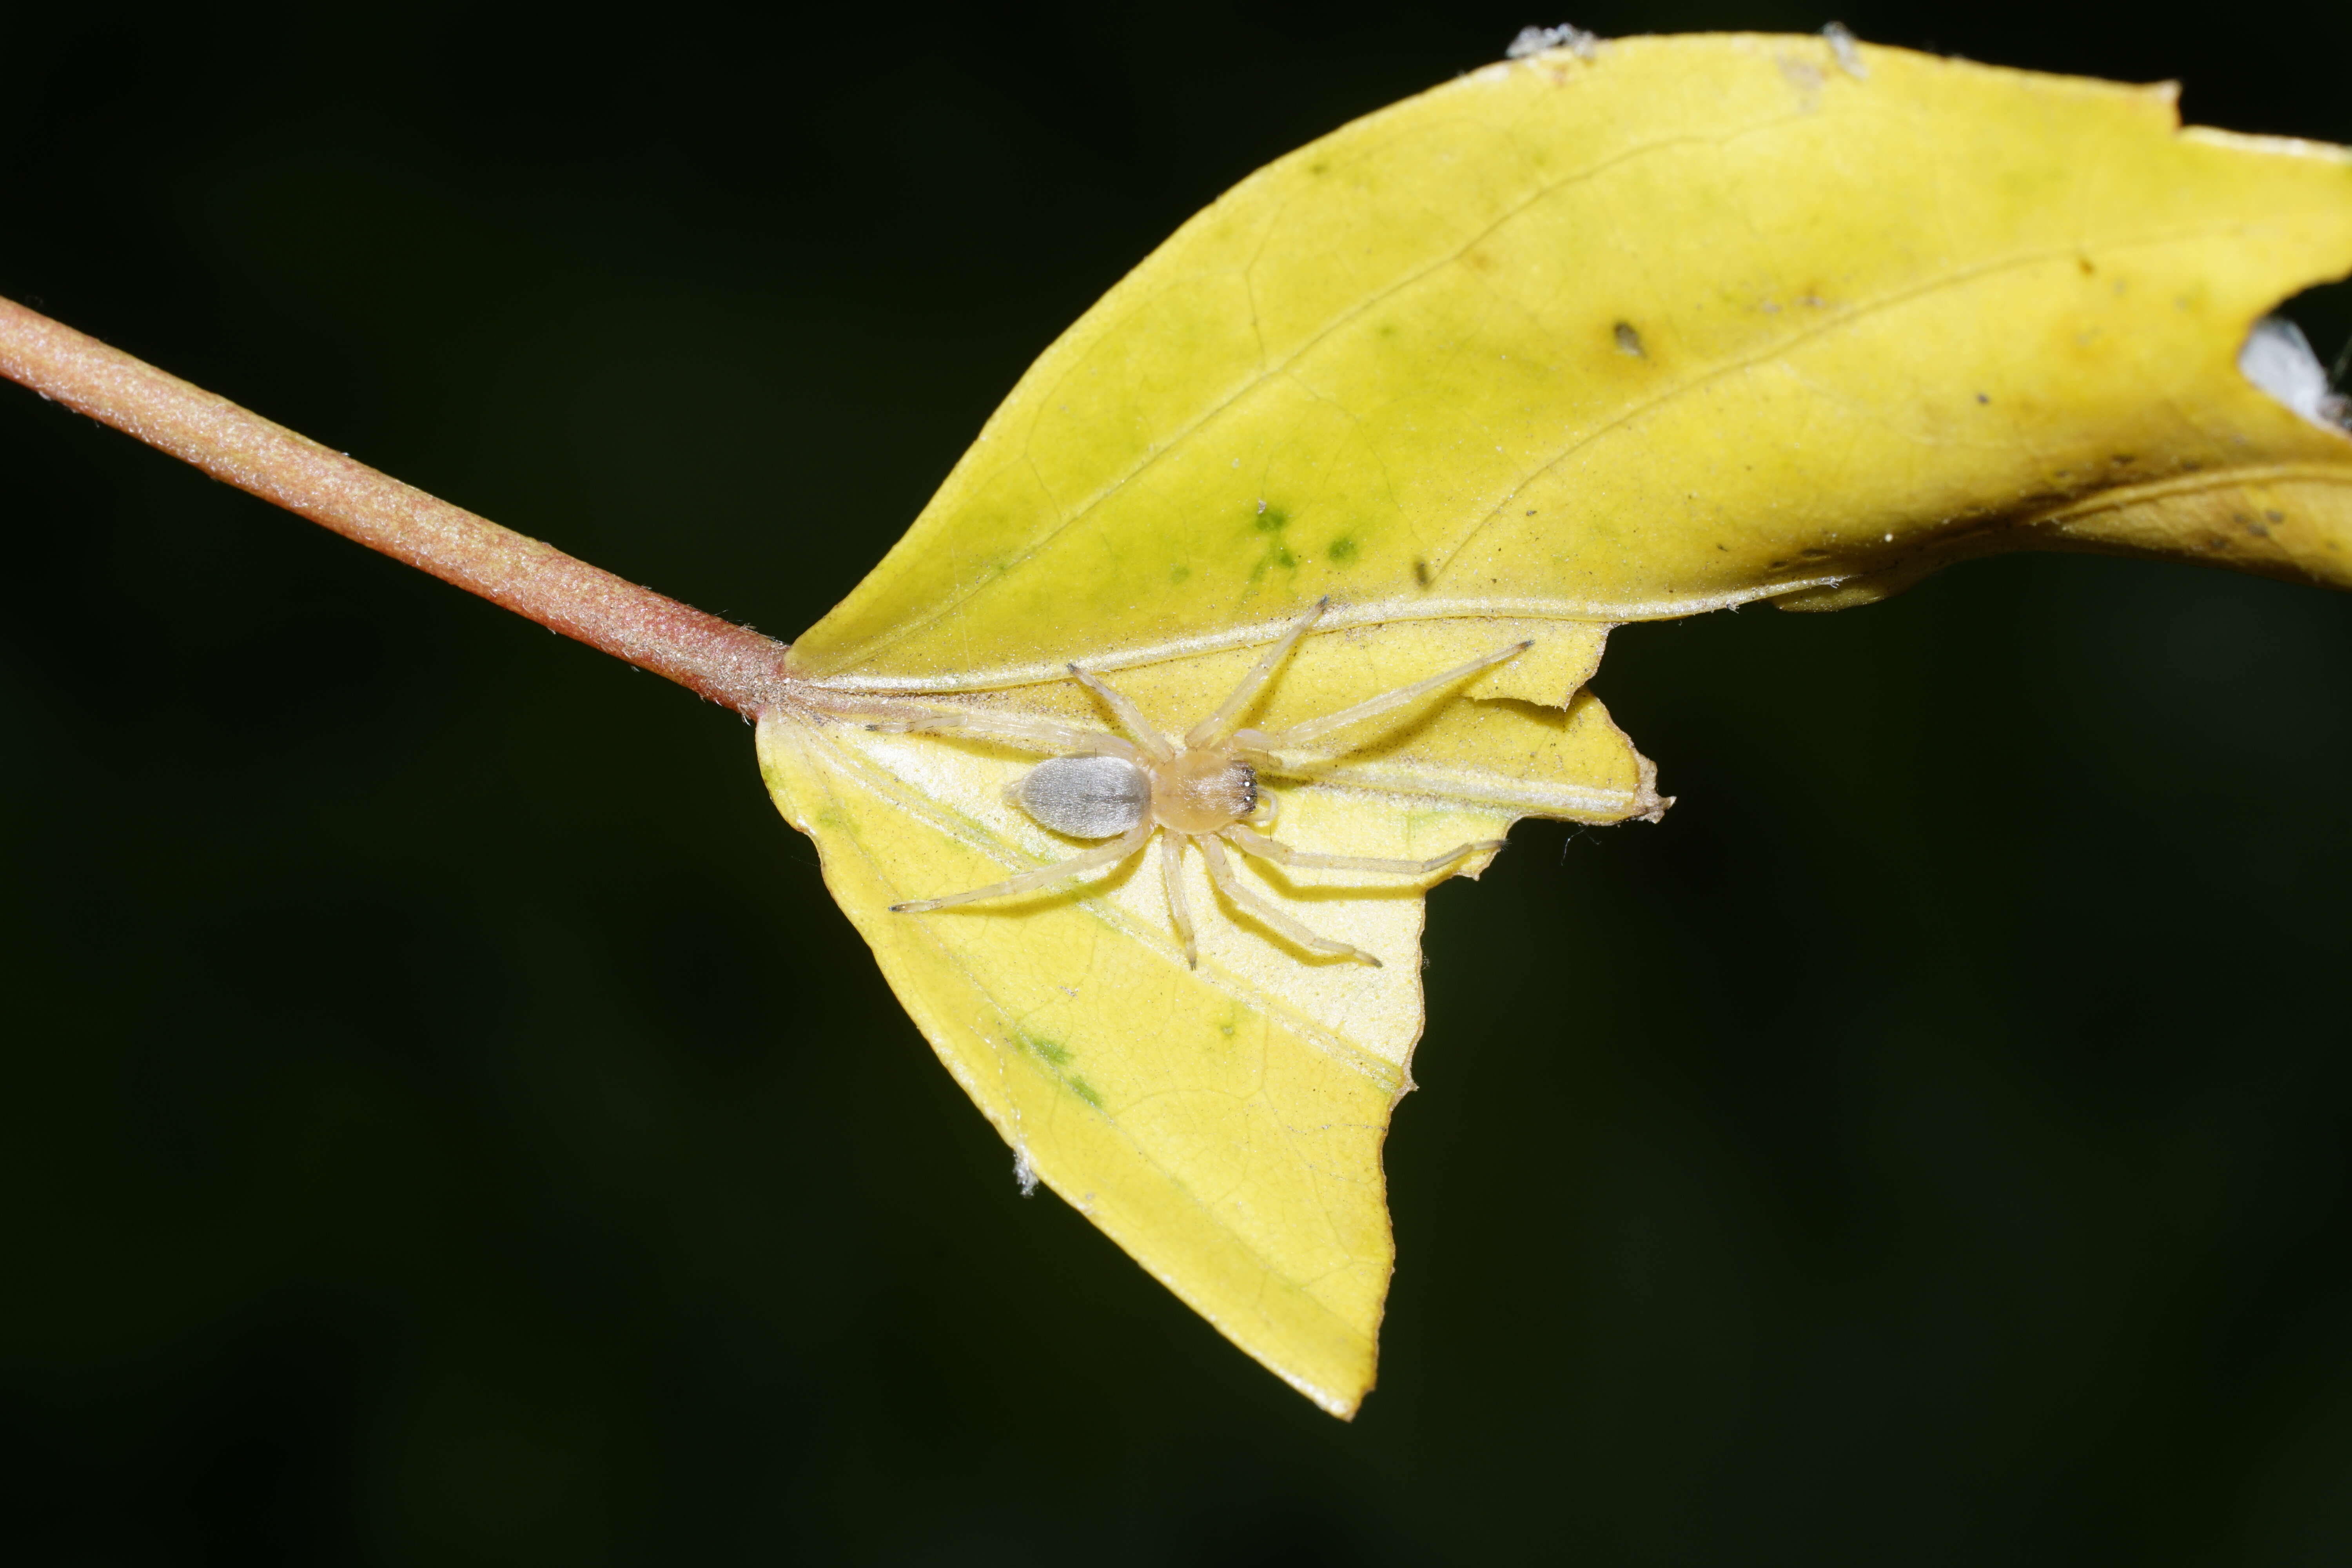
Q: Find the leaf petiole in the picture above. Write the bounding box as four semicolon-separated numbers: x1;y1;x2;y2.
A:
0;294;798;717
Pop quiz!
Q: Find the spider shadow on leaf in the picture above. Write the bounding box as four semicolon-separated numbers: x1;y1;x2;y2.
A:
1230;854;1468;905
897;833;1154;923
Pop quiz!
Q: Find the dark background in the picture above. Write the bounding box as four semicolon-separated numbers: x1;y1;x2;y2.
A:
4;0;2350;1561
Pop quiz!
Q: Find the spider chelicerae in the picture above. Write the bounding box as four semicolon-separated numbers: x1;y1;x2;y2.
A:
873;599;1531;968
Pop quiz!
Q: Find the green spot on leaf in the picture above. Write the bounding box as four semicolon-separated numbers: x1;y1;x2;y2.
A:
1018;1030;1073;1066
1327;536;1359;563
1246;505;1301;581
1014;1029;1102;1107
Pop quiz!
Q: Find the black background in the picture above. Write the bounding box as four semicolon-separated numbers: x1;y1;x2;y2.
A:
5;1;2351;1562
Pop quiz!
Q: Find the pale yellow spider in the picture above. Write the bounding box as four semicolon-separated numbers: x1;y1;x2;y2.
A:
877;600;1531;968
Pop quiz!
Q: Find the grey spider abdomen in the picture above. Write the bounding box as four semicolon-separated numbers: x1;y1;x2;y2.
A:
1020;754;1150;839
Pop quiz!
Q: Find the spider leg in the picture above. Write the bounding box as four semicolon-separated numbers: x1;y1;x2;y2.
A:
1197;835;1380;967
1221;824;1504;877
892;824;1151;913
1184;596;1330;748
1250;639;1533;750
1067;665;1175;761
1159;833;1199;969
867;709;1140;761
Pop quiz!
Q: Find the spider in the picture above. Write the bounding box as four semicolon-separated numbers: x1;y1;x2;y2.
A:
873;599;1532;969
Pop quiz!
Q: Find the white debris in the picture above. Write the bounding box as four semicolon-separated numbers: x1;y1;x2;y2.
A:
1012;1146;1039;1197
1823;22;1867;78
1506;24;1600;61
2239;316;2352;433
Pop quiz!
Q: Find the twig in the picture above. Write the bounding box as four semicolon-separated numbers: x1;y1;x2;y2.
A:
0;294;796;716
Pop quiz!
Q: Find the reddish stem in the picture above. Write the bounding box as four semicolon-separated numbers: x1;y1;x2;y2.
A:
0;294;795;716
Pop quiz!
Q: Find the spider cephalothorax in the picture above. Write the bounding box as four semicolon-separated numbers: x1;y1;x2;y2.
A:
875;599;1530;968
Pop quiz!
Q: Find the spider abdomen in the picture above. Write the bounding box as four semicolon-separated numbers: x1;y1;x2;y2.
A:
1020;754;1151;839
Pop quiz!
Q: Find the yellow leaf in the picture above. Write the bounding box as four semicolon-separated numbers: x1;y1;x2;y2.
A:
760;33;2352;1413
759;617;1660;1415
788;32;2352;691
